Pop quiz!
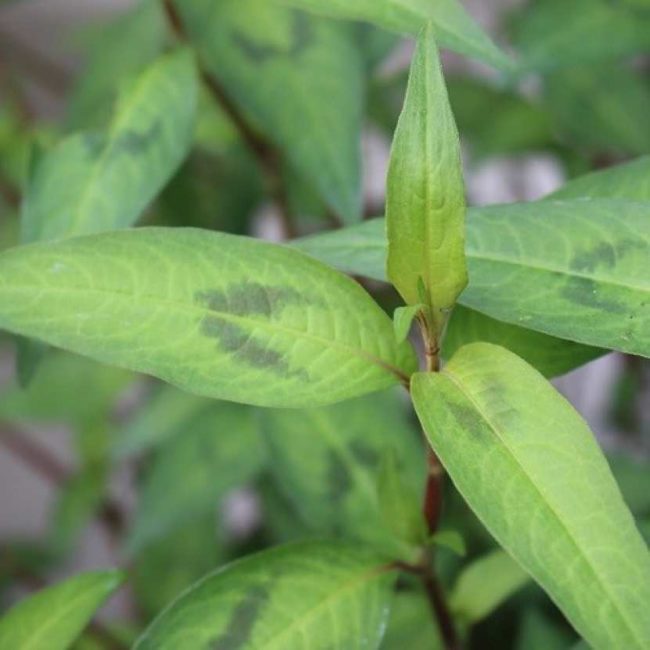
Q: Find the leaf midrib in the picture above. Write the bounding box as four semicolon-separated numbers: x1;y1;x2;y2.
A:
3;283;408;381
439;369;642;648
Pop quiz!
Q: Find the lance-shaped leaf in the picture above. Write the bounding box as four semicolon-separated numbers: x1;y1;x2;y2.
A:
134;542;395;649
21;48;197;243
295;199;650;357
386;26;467;334
278;0;512;70
0;228;415;408
411;343;650;649
462;200;650;357
0;570;124;650
174;0;363;223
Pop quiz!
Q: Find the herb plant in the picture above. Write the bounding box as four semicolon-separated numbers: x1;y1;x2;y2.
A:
0;1;648;649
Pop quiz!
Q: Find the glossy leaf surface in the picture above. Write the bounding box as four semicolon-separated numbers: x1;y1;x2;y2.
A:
135;542;394;649
412;343;650;649
0;228;416;407
296;199;650;356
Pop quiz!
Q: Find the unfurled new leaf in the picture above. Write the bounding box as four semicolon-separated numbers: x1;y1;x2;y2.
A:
22;49;197;243
0;571;124;650
135;542;395;649
0;229;416;408
387;26;466;335
392;303;423;344
412;343;650;649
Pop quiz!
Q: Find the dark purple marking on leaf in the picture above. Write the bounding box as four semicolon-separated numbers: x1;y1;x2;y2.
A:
232;11;313;63
195;282;316;378
561;276;627;315
201;315;308;380
196;282;305;319
326;450;352;504
570;239;643;274
441;397;489;442
211;583;270;650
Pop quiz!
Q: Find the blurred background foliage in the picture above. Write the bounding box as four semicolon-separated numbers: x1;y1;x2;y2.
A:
0;0;648;648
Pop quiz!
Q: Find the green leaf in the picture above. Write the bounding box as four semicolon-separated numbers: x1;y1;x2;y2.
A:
295;199;650;357
392;303;423;343
461;200;650;357
174;0;364;223
443;306;603;378
411;343;650;649
127;403;264;554
262;389;425;552
133;517;224;617
449;550;529;625
386;26;467;334
21;49;197;243
548;156;650;201
134;541;395;649
542;64;650;156
0;351;131;427
377;448;427;546
111;385;208;460
65;0;167;129
380;590;442;650
429;530;465;557
513;0;650;71
447;76;554;160
516;608;577;650
0;228;415;407
49;470;106;556
278;0;512;70
608;454;650;518
295;217;387;280
0;570;124;650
